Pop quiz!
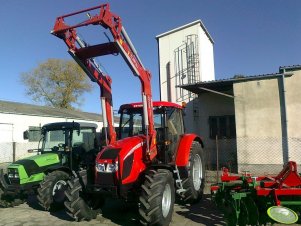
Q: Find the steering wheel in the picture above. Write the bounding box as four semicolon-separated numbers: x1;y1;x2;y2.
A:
58;143;65;148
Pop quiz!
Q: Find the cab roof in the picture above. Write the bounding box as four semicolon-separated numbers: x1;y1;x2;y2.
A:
42;122;97;130
119;101;182;111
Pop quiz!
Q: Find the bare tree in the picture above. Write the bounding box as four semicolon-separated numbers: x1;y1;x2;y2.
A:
21;59;92;109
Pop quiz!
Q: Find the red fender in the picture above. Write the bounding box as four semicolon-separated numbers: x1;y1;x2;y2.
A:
175;134;203;167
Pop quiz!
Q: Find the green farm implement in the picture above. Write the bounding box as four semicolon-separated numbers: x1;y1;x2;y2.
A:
211;161;301;225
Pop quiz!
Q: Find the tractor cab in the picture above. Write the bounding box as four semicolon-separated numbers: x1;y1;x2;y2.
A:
39;122;99;168
40;122;97;151
118;101;184;163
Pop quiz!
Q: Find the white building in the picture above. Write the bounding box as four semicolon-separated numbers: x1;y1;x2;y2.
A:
0;100;104;162
156;20;215;134
156;20;215;104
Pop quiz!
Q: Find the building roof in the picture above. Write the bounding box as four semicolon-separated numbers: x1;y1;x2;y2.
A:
179;69;295;96
155;20;214;44
279;64;301;72
0;100;102;122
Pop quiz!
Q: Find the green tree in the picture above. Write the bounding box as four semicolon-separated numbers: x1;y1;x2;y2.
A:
21;59;92;109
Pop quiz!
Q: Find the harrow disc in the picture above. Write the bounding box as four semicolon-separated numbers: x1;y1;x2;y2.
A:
211;189;224;208
224;200;238;226
267;206;298;224
238;197;259;226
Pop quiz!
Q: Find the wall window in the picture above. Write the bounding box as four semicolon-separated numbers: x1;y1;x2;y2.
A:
28;126;41;142
209;115;236;139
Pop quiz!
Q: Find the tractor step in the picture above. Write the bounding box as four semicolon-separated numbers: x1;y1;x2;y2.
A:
176;188;186;195
174;166;186;195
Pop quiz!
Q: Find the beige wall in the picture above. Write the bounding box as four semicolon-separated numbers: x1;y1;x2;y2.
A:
234;69;301;173
185;93;235;169
285;69;301;161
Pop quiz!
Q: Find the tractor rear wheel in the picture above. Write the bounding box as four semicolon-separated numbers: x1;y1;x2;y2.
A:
37;171;69;211
181;141;205;203
64;176;103;221
139;169;175;226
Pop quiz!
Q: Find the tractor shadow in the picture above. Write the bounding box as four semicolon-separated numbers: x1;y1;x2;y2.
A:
175;194;226;226
27;195;139;224
99;199;140;226
26;195;74;221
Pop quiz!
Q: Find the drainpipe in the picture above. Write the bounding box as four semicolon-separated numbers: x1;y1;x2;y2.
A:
281;70;289;163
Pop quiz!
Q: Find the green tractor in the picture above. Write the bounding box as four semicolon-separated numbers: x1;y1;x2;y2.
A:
0;121;100;211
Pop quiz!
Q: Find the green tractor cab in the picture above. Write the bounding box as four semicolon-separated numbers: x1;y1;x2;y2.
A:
0;121;99;211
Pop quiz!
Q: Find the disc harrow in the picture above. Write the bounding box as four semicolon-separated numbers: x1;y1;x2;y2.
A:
211;161;301;225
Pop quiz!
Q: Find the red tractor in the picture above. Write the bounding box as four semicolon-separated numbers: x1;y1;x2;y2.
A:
52;4;206;225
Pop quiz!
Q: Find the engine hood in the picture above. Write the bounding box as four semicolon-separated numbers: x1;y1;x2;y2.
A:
97;135;145;162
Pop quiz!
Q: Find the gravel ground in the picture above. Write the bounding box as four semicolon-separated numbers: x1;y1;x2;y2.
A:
0;194;226;226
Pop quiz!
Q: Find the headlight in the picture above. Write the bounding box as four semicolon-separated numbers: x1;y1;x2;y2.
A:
8;169;19;178
96;163;105;172
96;162;118;173
107;163;118;172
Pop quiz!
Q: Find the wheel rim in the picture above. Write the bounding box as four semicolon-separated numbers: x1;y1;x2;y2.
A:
192;154;203;190
162;183;172;218
52;180;67;203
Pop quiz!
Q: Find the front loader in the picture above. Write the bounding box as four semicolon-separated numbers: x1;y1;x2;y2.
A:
0;122;99;211
52;4;206;225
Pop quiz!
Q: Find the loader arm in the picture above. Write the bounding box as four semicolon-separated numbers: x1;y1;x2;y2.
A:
51;3;157;160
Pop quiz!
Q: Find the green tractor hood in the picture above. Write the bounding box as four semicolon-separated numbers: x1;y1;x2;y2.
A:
8;153;61;184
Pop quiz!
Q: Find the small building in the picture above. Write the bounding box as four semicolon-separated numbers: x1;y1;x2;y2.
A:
180;65;301;174
0;100;104;162
156;19;301;174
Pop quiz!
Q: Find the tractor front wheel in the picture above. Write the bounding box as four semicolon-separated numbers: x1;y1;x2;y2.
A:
37;171;69;211
0;176;27;208
64;175;103;221
139;169;175;226
181;141;206;204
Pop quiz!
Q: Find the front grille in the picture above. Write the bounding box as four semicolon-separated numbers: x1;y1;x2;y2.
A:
9;178;20;185
96;172;116;185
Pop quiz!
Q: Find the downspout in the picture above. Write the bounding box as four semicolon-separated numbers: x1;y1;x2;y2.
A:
281;70;289;163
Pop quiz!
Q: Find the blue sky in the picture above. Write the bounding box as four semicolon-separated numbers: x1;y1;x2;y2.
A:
0;0;300;114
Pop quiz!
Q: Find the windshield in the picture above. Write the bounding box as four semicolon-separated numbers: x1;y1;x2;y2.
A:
42;129;69;152
118;106;184;140
42;127;97;152
119;109;144;139
72;128;96;152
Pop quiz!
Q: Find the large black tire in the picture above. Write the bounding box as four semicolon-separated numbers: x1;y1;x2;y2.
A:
0;177;27;208
64;176;102;221
180;141;206;203
139;169;175;226
37;171;70;211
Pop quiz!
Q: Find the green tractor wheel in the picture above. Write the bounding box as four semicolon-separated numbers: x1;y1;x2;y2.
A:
37;171;70;211
0;176;27;208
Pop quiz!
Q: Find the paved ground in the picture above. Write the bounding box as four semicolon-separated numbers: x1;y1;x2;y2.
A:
0;162;225;226
0;163;297;226
0;194;226;226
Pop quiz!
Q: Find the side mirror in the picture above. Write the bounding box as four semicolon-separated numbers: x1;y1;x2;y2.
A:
28;149;40;153
23;130;29;140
